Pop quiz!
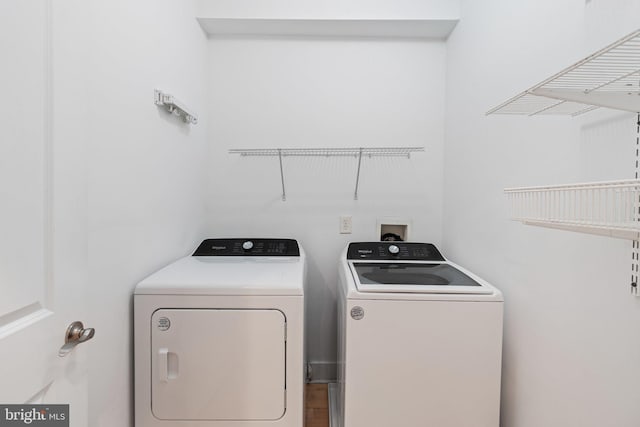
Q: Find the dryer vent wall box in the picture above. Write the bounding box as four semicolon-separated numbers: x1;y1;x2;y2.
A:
134;238;305;427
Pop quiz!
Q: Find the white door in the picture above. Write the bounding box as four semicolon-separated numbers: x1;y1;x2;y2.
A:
0;0;91;424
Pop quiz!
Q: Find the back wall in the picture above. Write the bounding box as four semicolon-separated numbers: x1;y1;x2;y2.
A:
204;36;446;376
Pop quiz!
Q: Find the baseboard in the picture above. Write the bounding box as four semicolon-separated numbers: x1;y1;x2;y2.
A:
307;361;337;383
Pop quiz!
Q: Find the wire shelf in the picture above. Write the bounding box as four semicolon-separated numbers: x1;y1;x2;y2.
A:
229;146;425;201
505;179;640;240
229;147;424;158
488;29;640;116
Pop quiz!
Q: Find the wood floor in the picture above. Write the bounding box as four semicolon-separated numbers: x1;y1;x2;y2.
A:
305;383;329;427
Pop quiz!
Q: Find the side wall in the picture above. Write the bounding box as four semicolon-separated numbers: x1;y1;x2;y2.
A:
205;36;446;377
444;1;640;426
86;1;208;425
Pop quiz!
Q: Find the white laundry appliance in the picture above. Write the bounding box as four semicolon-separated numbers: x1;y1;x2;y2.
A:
335;242;503;427
134;238;305;427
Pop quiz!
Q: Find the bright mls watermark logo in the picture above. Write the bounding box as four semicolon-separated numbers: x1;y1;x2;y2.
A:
0;405;68;426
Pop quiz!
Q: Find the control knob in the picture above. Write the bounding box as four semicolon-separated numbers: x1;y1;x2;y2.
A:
242;241;254;251
388;245;400;255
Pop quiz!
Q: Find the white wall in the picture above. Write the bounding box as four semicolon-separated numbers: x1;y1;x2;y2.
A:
204;36;446;376
85;1;208;425
445;1;640;426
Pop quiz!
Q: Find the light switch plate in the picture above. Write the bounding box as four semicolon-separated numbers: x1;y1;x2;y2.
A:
340;216;352;234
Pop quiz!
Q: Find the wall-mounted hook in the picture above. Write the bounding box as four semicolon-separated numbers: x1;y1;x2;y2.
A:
154;89;198;124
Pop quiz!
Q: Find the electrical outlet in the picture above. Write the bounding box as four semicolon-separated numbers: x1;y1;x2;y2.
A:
340;216;352;234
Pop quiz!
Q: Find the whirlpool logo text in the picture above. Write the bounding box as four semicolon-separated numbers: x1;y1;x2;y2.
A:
0;405;68;426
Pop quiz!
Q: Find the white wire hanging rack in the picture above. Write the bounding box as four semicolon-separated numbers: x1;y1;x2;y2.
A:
505;179;640;240
229;146;425;201
487;29;640;116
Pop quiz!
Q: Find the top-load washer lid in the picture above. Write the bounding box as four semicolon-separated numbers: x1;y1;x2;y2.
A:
353;262;481;286
135;238;305;296
347;242;494;295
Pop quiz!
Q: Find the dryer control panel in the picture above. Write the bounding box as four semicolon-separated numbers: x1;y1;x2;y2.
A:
347;242;445;261
193;238;300;256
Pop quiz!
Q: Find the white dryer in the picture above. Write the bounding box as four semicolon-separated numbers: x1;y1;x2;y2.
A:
335;242;503;427
134;238;305;427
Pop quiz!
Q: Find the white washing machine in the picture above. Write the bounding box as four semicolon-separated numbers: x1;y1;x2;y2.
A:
134;238;305;427
335;242;503;427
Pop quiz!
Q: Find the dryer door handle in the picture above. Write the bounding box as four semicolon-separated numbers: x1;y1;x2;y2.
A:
158;348;169;382
158;348;179;382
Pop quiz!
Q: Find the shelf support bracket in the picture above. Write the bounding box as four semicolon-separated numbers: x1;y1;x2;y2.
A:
278;149;286;201
354;148;363;200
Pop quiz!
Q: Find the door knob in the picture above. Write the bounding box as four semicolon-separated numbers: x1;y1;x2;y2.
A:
58;321;95;357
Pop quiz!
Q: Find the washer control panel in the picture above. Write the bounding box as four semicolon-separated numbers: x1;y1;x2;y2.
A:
193;238;300;256
347;242;444;261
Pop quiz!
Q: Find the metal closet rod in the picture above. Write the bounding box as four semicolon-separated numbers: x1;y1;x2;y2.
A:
229;146;425;201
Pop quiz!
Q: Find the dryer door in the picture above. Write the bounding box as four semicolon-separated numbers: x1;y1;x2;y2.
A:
151;309;286;421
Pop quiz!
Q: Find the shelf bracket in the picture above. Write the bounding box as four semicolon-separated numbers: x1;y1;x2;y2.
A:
354;148;363;200
278;149;286;201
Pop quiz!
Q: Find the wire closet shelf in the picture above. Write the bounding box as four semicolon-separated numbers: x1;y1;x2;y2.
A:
228;147;423;157
229;146;425;201
505;179;640;240
487;29;640;116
